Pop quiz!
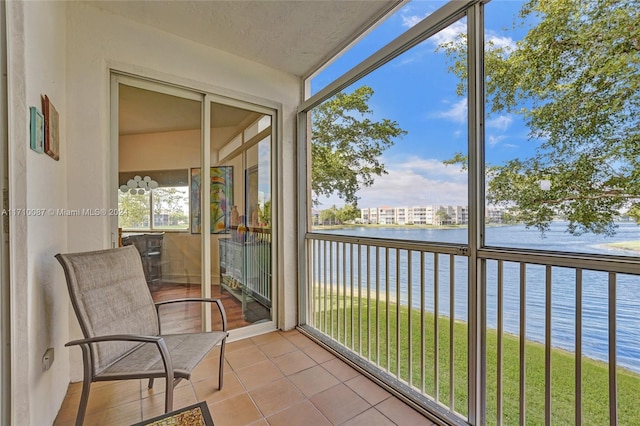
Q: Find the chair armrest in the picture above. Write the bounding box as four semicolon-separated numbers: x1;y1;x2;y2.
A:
65;334;163;346
65;334;174;384
155;298;227;332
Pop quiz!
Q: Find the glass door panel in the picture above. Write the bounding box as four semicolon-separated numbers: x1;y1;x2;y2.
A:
209;101;273;330
117;81;203;333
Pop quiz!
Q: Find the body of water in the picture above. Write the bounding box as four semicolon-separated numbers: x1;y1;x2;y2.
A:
319;222;640;373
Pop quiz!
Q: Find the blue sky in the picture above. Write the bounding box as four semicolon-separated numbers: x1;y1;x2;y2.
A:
312;1;535;210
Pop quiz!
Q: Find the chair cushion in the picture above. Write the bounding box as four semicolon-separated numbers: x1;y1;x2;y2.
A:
97;331;227;380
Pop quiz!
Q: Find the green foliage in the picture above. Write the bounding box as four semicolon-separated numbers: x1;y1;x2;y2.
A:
336;203;361;223
118;192;150;229
311;86;407;206
259;199;271;226
317;204;361;225
441;0;640;235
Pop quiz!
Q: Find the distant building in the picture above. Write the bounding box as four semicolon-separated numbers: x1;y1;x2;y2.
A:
359;204;494;225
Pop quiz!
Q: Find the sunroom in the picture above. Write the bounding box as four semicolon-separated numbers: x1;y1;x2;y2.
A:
3;0;639;425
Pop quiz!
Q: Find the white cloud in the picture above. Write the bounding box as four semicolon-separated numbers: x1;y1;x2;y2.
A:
315;156;469;209
401;6;467;45
488;135;506;146
486;115;513;131
432;98;467;123
430;20;467;47
486;31;516;51
402;14;427;28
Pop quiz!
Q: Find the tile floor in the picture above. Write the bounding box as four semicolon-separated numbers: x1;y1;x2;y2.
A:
54;330;435;426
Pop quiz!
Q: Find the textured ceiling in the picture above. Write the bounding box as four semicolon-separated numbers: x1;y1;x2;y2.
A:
85;0;400;77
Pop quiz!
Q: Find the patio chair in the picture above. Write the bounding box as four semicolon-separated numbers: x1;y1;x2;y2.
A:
56;245;228;426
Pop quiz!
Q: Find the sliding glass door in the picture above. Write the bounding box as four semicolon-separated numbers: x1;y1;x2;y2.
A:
112;75;276;334
209;100;274;330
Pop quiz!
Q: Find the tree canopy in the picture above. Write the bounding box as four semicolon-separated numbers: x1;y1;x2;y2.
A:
311;86;406;206
441;0;640;235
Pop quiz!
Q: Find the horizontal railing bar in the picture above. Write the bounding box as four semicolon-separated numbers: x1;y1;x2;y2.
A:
479;248;640;275
306;232;467;255
307;234;640;276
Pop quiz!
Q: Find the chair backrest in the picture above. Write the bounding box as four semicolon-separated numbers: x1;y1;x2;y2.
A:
56;246;160;374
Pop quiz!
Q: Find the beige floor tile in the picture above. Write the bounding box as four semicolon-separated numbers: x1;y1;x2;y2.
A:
310;383;370;425
100;399;142;425
249;378;304;417
288;365;340;397
209;393;262;426
226;345;268;370
340;408;395;426
85;380;141;415
271;350;316;376
143;376;191;395
193;371;245;404
55;332;430;426
226;338;256;353
375;397;434;425
251;332;288;346
141;384;197;420
345;375;391;405
278;329;300;337
191;353;224;382
322;358;360;381
266;400;331;426
235;359;284;391
63;381;84;396
53;392;81;424
285;333;318;349
301;343;336;364
258;338;298;358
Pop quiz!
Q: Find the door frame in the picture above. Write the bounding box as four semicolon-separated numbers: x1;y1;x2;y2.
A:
1;1;11;423
110;72;279;337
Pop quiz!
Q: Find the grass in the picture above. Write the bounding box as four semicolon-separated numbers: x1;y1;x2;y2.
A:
606;240;640;253
311;291;640;425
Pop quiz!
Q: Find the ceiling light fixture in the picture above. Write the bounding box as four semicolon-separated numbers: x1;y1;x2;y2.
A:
119;175;158;195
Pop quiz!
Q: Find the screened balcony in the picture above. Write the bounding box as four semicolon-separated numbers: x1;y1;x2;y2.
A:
297;1;640;425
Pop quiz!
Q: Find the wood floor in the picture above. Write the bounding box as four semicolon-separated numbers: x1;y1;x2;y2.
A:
150;283;265;332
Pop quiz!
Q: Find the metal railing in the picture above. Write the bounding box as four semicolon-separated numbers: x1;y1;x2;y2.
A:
303;233;640;426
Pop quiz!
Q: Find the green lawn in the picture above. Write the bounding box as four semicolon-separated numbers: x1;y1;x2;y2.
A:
606;240;640;253
311;292;640;425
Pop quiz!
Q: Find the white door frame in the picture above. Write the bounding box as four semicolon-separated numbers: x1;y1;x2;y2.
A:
109;73;278;337
1;1;11;424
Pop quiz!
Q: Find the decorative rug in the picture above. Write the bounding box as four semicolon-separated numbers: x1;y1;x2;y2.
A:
132;401;214;426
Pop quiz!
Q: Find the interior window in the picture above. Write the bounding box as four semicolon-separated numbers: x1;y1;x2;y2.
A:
118;169;189;231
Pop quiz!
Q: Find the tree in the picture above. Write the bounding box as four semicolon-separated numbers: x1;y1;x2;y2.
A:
118;192;150;228
435;208;451;226
336;204;361;223
311;86;407;206
441;0;640;235
320;205;339;225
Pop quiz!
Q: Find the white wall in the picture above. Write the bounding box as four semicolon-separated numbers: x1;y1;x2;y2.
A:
7;1;301;424
6;1;69;425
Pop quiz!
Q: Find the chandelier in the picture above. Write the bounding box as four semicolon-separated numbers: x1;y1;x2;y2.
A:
119;175;159;195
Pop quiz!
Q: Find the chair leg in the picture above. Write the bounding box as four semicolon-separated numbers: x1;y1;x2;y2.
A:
75;377;91;426
76;346;92;426
164;377;174;413
148;378;154;389
218;339;226;389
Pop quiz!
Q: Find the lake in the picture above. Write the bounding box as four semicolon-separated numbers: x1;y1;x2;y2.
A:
319;222;640;373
